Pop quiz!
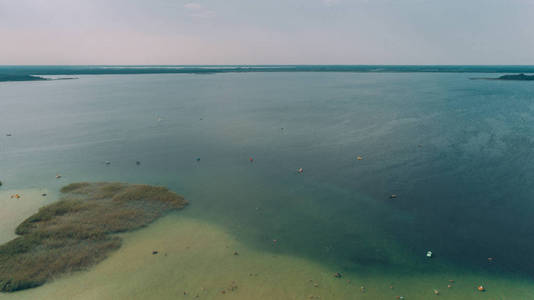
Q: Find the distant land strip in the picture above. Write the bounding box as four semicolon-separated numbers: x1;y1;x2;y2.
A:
0;75;47;82
471;73;534;81
2;65;534;82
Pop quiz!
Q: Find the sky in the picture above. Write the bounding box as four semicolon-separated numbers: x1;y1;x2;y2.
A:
0;0;533;65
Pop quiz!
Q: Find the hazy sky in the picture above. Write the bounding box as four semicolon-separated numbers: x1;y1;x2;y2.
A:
1;0;533;65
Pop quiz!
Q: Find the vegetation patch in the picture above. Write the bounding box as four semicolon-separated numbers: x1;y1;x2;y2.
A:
0;182;187;292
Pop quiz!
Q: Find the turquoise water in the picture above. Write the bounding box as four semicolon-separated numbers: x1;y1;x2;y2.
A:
1;72;534;287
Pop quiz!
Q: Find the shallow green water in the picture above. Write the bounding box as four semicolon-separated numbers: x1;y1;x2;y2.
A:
1;72;534;296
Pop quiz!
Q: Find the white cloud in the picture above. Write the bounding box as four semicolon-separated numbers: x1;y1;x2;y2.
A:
184;3;202;10
184;2;215;18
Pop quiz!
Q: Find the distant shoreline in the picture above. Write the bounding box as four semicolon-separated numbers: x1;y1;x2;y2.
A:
0;75;46;82
1;66;534;82
0;75;77;83
471;73;534;81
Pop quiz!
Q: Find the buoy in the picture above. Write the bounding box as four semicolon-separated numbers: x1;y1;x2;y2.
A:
477;285;485;292
426;250;433;258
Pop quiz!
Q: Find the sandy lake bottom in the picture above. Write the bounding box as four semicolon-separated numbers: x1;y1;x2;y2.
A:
1;190;532;300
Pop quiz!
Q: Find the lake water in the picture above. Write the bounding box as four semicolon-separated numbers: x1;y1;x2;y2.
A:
1;72;534;298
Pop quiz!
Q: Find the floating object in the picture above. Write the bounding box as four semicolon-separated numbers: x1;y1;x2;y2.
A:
11;194;21;199
333;272;342;278
42;193;47;197
105;161;111;165
448;280;455;283
152;251;159;255
357;156;363;160
447;284;452;288
297;168;303;174
487;257;493;262
477;285;485;292
6;133;11;137
390;194;397;199
426;250;433;258
233;250;239;256
56;174;62;179
433;289;440;295
136;161;141;165
313;283;319;287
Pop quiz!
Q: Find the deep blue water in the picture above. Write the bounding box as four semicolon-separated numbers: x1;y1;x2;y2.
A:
1;71;534;281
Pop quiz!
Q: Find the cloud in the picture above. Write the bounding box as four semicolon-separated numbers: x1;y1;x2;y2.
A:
184;3;202;10
184;2;215;18
322;0;340;6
